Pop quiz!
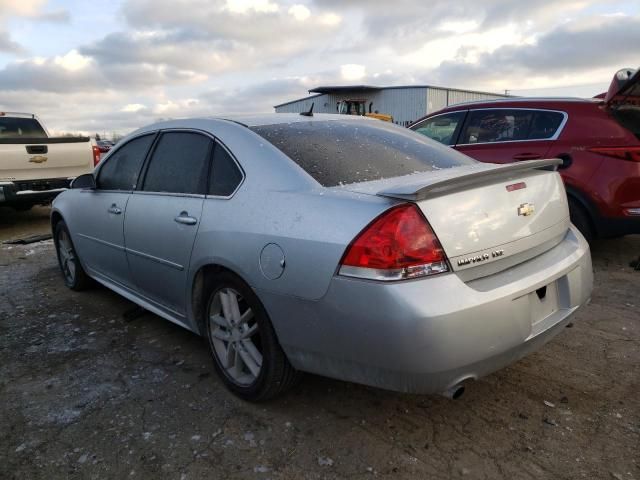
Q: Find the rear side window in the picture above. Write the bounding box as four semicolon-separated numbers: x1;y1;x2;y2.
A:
97;134;155;191
411;111;466;145
611;107;640;139
250;120;475;187
0;117;47;138
459;109;564;144
209;144;243;196
142;132;212;195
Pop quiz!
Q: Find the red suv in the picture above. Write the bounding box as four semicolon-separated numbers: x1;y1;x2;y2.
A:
410;68;640;242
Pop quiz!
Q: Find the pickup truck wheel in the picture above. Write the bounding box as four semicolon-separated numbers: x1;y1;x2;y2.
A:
204;272;300;401
54;221;91;291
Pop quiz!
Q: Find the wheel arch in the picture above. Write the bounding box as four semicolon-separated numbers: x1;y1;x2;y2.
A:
190;262;253;336
564;184;599;236
50;209;64;231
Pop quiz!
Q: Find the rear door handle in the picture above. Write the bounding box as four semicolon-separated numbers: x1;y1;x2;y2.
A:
108;204;122;215
174;211;198;226
513;153;542;160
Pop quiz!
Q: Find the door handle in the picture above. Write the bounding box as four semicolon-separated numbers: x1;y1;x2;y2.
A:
174;211;197;226
513;153;542;161
108;204;122;215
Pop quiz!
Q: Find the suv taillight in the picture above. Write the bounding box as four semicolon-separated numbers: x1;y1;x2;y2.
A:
92;145;101;166
339;203;449;281
588;146;640;162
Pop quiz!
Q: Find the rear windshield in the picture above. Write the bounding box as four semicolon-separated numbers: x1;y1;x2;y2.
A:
0;117;47;138
250;120;475;187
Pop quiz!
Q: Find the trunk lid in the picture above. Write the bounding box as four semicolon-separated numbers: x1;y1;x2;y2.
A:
342;159;570;280
604;67;640;108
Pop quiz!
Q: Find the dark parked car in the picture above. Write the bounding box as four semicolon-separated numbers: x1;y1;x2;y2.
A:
410;67;640;242
96;140;114;154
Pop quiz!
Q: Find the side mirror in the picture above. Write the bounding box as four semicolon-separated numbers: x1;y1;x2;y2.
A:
71;173;96;189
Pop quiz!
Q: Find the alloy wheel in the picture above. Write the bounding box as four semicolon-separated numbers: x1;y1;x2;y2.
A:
57;229;77;284
208;287;263;386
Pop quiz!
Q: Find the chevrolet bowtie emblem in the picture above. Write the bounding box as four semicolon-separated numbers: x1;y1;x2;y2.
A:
29;155;48;164
518;203;535;217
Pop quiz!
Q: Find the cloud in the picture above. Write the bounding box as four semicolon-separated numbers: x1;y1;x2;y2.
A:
0;0;69;22
0;0;637;135
0;30;24;53
340;64;366;82
0;53;206;93
0;0;70;55
288;4;311;21
431;15;640;88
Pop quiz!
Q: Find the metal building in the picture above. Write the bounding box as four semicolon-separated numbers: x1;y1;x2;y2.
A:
274;85;509;126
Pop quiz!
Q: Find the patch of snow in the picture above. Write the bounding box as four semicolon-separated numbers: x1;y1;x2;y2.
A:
318;456;334;467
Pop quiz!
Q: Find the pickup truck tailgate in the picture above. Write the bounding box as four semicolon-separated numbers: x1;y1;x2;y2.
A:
0;137;94;182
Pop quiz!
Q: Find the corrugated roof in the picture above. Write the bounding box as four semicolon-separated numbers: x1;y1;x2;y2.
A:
309;85;382;94
274;84;509;108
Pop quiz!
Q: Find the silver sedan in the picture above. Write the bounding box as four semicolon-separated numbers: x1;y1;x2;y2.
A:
51;114;593;401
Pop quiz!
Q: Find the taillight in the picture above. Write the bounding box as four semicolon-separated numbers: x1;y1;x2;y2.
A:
588;146;640;162
339;203;449;281
92;145;101;166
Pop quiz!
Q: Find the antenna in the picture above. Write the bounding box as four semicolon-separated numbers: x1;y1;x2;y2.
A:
300;102;314;117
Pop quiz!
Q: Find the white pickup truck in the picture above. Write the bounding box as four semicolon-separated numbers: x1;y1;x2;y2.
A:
0;112;99;210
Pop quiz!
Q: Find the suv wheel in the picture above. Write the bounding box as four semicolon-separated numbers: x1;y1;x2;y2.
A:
568;198;595;243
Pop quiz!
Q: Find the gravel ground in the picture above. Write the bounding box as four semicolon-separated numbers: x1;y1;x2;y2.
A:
1;206;639;480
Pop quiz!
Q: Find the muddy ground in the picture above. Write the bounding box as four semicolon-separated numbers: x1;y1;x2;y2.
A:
1;206;638;480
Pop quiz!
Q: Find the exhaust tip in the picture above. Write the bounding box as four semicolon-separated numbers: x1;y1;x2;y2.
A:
441;384;465;400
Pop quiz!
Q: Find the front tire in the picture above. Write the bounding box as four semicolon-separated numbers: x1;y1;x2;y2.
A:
54;220;91;291
204;272;299;401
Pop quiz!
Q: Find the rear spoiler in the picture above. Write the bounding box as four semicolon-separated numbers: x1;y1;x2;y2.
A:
377;158;562;201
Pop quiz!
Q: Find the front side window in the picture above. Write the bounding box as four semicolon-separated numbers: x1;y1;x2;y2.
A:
97;134;155;191
459;109;565;144
412;111;466;145
208;143;243;196
142;132;212;195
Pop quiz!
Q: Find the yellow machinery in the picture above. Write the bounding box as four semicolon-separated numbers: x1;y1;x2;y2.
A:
337;99;394;122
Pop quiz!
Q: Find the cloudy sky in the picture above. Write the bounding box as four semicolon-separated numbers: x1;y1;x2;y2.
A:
0;0;638;135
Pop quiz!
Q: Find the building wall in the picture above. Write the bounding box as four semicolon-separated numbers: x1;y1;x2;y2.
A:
275;94;328;114
376;88;428;126
427;87;507;114
275;87;507;126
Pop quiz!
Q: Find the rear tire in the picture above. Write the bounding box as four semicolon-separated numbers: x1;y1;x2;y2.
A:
204;272;299;401
568;198;595;243
54;220;91;291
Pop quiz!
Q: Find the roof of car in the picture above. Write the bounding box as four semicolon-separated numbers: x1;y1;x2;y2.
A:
216;113;375;127
442;96;602;108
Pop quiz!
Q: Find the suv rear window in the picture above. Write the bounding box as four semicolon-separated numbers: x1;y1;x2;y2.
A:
0;117;47;138
250;120;475;187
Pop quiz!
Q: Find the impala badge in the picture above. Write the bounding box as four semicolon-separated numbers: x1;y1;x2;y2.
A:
518;203;535;217
29;155;48;164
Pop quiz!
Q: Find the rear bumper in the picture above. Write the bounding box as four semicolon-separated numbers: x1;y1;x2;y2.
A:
260;226;593;394
0;178;71;207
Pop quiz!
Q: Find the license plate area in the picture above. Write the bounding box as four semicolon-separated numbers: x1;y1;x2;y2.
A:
529;281;559;326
